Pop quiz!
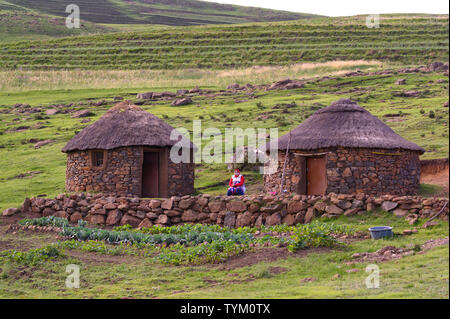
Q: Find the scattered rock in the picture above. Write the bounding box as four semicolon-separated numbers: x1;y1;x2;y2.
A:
71;110;94;118
2;207;19;216
171;97;193;106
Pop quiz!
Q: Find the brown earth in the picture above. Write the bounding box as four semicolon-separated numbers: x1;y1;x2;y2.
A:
217;246;331;270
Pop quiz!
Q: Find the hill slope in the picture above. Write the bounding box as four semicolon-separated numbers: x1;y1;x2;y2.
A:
1;15;448;70
3;0;320;26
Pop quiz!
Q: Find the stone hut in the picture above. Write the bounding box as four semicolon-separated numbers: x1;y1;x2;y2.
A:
264;99;425;196
62;101;195;197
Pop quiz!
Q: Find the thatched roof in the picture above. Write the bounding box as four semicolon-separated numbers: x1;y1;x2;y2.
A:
62;101;195;152
274;99;425;153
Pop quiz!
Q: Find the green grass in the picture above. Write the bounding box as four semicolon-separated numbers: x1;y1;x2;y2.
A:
0;14;448;70
0;213;447;298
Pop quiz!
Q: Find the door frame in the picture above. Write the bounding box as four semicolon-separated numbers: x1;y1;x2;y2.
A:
140;147;169;198
294;152;328;195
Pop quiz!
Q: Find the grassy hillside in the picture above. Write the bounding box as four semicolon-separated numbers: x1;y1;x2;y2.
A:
3;0;319;26
0;15;448;70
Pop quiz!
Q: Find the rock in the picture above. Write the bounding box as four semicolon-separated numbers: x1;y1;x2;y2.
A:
227;201;247;213
300;277;317;283
45;109;60;115
21;197;31;214
265;212;281;226
313;201;327;212
161;198;173;210
395;78;406;85
403;229;413;235
136;92;153;99
282;214;295;226
55;211;68;218
71;110;93;118
224;211;236;228
171;97;193;106
34;139;53;149
178;199;193;210
42;207;55;216
156;214;169;225
181;209;198;222
120;215;140;227
106;210;122;225
208;201;226;214
304;207;316;224
104;203;117;210
381;201;398;212
248;203;260;213
138;218;152;229
236;211;252;228
2;207;18;216
149;200;161;209
422;221;439;228
325;204;344;215
393;208;408;217
332;274;341;280
287;201;306;213
90;214;105;225
444;101;449;108
351;200;364;209
344;208;359;216
70;212;83;223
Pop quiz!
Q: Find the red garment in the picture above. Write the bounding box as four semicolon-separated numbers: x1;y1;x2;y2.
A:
229;174;245;187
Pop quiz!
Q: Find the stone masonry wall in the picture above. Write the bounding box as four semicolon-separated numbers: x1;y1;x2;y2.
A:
66;147;142;196
66;147;195;197
18;192;448;229
264;147;421;196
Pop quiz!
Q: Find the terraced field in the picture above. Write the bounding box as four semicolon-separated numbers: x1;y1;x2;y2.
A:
1;15;448;70
4;0;317;26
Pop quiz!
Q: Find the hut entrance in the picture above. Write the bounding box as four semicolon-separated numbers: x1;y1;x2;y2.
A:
306;156;326;195
142;152;160;197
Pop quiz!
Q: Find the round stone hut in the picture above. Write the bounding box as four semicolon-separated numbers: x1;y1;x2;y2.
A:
264;99;425;196
62;101;195;198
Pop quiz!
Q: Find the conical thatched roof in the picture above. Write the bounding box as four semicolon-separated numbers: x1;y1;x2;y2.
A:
62;101;194;152
274;99;425;153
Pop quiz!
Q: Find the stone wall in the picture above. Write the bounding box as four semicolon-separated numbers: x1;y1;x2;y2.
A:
18;192;448;228
264;147;421;196
65;146;195;197
66;147;142;196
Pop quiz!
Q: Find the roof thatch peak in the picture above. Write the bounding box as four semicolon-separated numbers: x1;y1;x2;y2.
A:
274;99;425;153
62;102;194;152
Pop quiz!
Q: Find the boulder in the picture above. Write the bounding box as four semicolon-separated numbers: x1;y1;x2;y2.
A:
381;201;398;212
136;92;153;99
178;199;193;210
90;214;105;225
304;207;316;224
393;208;409;217
106;210;122;225
282;214;295;226
224;211;236;228
287;201;307;213
265;212;281;226
208;201;225;213
70;212;83;223
325;205;344;215
171;97;193;106
120;214;141;227
161;198;173;210
181;209;198;222
156;214;169;225
71;110;93;118
236;211;252;228
2;207;19;216
138;218;152;229
227;201;247;213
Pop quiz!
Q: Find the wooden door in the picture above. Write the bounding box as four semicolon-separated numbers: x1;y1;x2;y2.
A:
306;156;326;195
142;152;159;197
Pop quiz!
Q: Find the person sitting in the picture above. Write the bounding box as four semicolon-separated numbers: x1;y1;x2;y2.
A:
227;169;245;196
